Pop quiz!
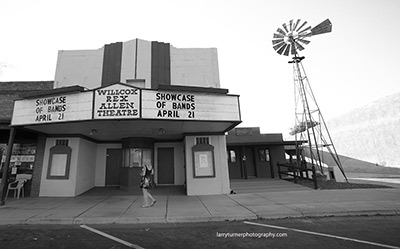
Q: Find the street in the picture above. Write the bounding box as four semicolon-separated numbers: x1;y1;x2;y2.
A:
1;215;399;249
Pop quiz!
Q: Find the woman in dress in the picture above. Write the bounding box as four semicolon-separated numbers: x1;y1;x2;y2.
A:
140;163;156;208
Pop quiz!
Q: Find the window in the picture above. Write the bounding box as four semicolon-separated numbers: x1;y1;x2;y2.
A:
228;149;236;162
56;139;69;146
122;148;152;168
195;137;210;145
126;79;145;88
259;149;270;162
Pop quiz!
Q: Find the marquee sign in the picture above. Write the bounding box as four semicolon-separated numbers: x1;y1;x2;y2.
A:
11;83;240;126
11;92;93;125
141;90;240;121
93;84;140;119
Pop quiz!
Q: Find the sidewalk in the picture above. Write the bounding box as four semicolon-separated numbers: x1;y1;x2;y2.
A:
1;185;399;225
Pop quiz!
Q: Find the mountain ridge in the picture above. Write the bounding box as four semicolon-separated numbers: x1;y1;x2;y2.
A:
326;92;400;168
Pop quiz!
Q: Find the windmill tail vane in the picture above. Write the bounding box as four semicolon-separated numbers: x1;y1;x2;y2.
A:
272;19;332;56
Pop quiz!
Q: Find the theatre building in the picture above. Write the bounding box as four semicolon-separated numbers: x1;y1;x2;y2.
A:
4;39;241;197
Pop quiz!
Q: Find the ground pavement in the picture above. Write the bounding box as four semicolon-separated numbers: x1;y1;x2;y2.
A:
0;178;399;225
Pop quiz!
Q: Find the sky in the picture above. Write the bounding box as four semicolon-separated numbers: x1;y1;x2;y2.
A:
1;0;400;136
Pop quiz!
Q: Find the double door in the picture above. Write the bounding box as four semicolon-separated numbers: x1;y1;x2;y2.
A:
228;146;274;179
228;147;256;179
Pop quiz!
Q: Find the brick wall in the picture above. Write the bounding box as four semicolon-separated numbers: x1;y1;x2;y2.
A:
0;81;54;120
0;81;54;91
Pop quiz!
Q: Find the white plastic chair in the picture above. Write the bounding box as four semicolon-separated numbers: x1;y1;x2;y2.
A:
6;174;32;199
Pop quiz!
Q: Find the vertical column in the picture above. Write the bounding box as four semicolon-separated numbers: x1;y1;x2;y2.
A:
151;41;171;89
101;42;123;87
0;128;16;205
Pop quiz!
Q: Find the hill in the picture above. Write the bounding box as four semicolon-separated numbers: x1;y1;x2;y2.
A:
326;92;400;169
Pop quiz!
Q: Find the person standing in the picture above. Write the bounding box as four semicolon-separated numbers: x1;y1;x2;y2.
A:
140;163;156;208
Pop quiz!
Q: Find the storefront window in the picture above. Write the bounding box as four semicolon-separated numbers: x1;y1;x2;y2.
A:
0;143;36;174
123;148;152;168
229;150;236;162
259;149;270;162
131;148;142;167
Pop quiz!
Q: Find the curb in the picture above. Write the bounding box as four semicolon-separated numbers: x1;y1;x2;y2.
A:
1;210;398;226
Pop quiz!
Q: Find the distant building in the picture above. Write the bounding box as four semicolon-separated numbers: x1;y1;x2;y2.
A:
226;127;298;179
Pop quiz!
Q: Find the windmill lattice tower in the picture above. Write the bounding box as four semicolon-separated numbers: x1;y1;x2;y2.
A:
272;19;347;181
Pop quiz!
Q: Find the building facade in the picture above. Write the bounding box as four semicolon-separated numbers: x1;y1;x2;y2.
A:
2;39;241;197
226;127;293;180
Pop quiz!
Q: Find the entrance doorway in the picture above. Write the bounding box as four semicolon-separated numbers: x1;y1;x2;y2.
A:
228;147;242;179
228;146;258;179
105;148;122;186
157;147;174;184
243;147;256;178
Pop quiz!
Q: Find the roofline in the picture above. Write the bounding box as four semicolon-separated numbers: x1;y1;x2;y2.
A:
227;140;307;146
157;85;232;95
18;85;86;99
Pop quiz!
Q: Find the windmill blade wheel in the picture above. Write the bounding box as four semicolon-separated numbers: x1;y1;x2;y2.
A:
271;18;332;56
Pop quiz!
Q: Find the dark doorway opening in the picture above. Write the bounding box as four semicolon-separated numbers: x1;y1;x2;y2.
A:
243;147;256;178
105;149;122;186
157;147;175;184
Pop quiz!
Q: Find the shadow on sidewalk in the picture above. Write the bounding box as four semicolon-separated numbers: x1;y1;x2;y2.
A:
80;185;186;196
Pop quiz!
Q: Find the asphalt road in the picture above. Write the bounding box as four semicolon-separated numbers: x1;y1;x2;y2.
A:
1;215;399;249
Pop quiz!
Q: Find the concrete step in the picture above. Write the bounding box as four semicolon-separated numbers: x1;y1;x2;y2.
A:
230;179;312;193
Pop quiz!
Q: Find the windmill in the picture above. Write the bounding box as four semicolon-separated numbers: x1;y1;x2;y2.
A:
272;19;348;182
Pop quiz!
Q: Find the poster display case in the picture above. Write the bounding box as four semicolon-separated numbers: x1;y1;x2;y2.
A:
192;143;215;178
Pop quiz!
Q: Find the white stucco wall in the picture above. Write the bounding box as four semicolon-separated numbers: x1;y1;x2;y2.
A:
120;40;136;84
154;142;185;185
185;135;230;196
170;47;220;88
95;143;122;186
120;39;152;88
54;49;104;89
54;40;220;90
39;137;102;196
39;138;79;197
74;138;97;195
136;39;152;88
